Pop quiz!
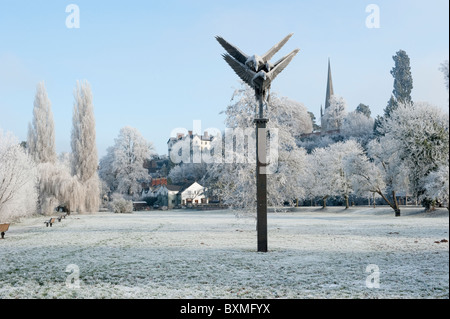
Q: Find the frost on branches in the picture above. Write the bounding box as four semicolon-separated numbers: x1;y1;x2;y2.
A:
322;95;347;132
423;165;449;210
27;82;60;215
99;126;153;200
0;130;38;222
205;84;312;213
302;140;369;209
372;102;449;215
27;82;57;164
324;140;364;209
108;193;134;214
26;82;94;215
341;111;374;145
71;80;100;213
113;127;153;198
168;160;208;185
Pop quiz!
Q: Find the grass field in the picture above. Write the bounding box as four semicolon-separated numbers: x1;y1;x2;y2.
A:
0;207;448;299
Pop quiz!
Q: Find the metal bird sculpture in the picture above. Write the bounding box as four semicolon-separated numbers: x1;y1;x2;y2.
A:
216;33;300;104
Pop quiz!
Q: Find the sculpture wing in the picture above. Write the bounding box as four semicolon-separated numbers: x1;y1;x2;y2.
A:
267;49;300;83
261;33;294;63
216;36;249;65
222;54;256;87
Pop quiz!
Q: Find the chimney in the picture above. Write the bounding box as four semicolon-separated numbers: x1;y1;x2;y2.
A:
188;130;193;137
204;131;208;139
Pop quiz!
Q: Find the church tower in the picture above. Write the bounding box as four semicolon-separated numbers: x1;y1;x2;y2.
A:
321;58;334;131
325;58;334;110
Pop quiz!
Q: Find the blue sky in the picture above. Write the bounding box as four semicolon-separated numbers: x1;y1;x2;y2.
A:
0;0;448;157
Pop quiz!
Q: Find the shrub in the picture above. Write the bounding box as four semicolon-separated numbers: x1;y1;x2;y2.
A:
108;193;133;214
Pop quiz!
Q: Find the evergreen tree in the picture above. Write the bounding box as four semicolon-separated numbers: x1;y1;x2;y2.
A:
376;50;413;134
355;103;371;118
391;50;413;105
308;111;321;131
373;115;384;136
384;95;398;118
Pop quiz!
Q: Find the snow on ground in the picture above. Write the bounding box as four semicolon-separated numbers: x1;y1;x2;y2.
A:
0;207;448;299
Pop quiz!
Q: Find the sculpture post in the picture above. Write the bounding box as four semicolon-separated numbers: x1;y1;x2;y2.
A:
216;34;299;252
255;94;268;252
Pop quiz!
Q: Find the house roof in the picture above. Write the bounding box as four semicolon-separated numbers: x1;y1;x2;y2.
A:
166;185;183;192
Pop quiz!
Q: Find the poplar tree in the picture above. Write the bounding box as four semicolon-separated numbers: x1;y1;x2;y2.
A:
27;81;56;164
71;80;100;213
27;82;58;214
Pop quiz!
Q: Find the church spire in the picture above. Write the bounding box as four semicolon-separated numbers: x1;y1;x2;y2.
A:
325;58;334;110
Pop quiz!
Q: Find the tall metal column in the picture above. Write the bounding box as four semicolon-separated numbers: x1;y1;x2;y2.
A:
255;95;268;252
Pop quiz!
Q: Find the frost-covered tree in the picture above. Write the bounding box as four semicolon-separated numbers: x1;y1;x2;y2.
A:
222;85;312;136
344;147;386;203
327;140;365;209
205;84;311;212
322;95;347;132
38;160;82;214
108;193;134;213
71;80;100;213
205;153;257;212
58;152;72;170
269;144;308;207
168;162;208;185
99;146;118;193
382;50;413;121
341;111;374;146
302;140;365;209
366;139;408;216
297;134;337;154
109;126;153;199
390;50;413;106
369;102;449;216
423;165;449;210
0;130;38;222
302;147;334;208
378;102;449;206
308;111;321;132
27;82;60;215
383;95;398;119
207;139;308;212
27;81;57;164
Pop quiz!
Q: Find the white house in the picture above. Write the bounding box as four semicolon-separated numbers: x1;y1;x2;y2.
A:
180;182;208;205
141;182;208;208
167;185;182;208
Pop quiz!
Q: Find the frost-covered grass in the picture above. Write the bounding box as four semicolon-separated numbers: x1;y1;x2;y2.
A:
0;207;448;299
